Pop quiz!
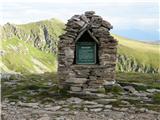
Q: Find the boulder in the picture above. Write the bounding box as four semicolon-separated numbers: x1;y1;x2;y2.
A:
123;86;138;94
95;99;117;104
66;97;83;104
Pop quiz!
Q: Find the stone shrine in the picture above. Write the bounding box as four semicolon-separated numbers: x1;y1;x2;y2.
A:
58;11;118;93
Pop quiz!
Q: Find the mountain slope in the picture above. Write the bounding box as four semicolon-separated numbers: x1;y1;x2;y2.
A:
1;18;65;53
0;19;159;74
113;34;160;73
1;37;57;74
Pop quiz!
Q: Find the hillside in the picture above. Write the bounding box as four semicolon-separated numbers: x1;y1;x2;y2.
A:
0;18;64;74
1;37;57;74
113;35;160;73
1;18;65;53
0;19;159;74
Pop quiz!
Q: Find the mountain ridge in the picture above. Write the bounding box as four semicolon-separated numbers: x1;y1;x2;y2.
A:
1;19;159;74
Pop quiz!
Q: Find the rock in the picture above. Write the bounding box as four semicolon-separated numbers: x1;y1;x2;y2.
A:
62;108;70;112
70;86;82;92
89;108;103;112
17;102;39;108
55;116;66;120
10;102;16;105
66;97;83;104
102;20;113;29
121;100;130;105
37;114;50;120
85;11;95;16
85;104;104;108
66;78;87;84
57;100;65;105
95;99;117;104
64;47;74;58
156;80;160;83
95;93;108;98
83;107;88;111
75;21;85;27
120;108;128;112
147;89;160;93
80;15;89;23
45;106;61;111
83;101;98;105
123;86;138;94
103;80;116;86
105;105;112;109
139;108;148;113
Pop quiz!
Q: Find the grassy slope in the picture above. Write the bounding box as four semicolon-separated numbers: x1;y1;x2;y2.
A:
1;18;64;74
16;18;64;39
113;34;160;69
1;37;57;74
1;19;160;74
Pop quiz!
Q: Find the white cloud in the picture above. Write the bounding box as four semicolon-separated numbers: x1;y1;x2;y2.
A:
105;16;158;30
0;0;158;3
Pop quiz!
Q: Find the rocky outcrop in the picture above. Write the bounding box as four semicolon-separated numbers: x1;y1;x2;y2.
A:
1;19;64;54
117;54;159;73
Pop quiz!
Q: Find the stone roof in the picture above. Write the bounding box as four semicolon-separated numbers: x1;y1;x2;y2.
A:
60;11;117;43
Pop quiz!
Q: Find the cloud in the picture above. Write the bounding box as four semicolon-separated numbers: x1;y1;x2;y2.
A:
1;0;158;3
0;0;158;40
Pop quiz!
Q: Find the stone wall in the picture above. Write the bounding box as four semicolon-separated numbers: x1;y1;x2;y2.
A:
58;11;118;93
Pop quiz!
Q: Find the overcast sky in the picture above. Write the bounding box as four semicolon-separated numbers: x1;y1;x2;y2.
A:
0;0;159;41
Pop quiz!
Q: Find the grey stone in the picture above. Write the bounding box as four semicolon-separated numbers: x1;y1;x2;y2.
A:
103;80;116;86
17;102;39;108
95;99;117;104
55;116;66;120
66;78;87;84
45;106;61;111
105;105;112;109
156;80;160;83
85;104;104;108
37;114;50;120
120;108;128;112
75;21;85;27
66;97;83;104
89;108;103;112
83;107;88;111
85;11;95;15
139;108;148;113
102;20;113;29
80;15;89;23
123;86;138;94
147;89;160;93
70;86;82;92
83;101;98;105
64;47;74;58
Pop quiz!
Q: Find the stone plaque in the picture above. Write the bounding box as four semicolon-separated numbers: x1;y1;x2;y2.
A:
76;42;96;64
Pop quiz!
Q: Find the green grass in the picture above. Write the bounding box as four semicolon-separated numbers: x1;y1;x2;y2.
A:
16;18;65;45
152;93;160;104
1;37;57;74
105;85;124;94
1;72;59;102
113;34;160;70
116;72;160;89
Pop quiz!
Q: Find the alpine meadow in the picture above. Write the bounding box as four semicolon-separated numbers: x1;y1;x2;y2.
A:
1;19;159;74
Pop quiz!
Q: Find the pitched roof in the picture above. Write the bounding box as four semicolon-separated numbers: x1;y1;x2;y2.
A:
75;27;100;45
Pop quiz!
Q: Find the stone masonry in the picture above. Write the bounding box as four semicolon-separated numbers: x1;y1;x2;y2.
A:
58;11;118;93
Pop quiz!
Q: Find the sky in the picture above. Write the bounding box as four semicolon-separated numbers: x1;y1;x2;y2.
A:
0;0;159;42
